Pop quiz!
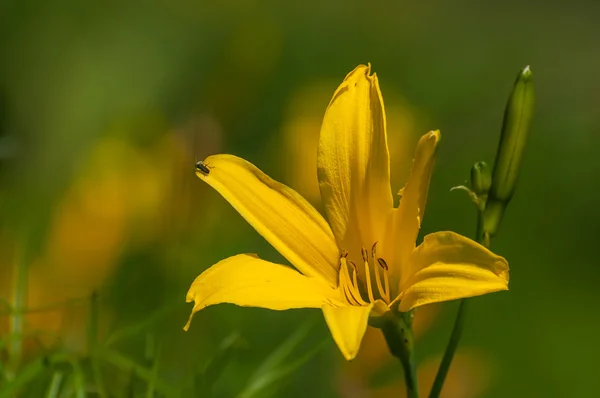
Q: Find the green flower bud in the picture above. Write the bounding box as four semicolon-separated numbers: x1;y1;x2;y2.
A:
484;66;535;236
470;161;492;196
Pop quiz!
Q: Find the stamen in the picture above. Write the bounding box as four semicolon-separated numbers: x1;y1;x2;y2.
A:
348;276;368;306
374;258;385;301
383;270;390;303
351;266;360;293
344;286;359;305
361;247;375;303
340;256;367;306
377;258;391;302
348;261;357;272
339;257;359;305
371;242;387;302
338;244;393;305
371;242;378;259
347;261;364;302
343;279;361;306
360;247;368;262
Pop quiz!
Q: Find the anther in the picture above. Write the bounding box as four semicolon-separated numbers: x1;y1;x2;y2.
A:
339;257;367;306
361;247;369;262
348;261;357;271
374;257;391;303
371;242;378;259
340;249;349;258
377;258;389;271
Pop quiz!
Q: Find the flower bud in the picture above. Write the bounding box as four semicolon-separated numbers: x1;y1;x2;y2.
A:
484;66;535;236
470;161;492;196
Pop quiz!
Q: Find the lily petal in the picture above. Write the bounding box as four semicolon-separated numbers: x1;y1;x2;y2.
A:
197;154;339;286
384;130;440;292
322;304;374;360
317;64;393;253
185;254;343;330
398;232;509;312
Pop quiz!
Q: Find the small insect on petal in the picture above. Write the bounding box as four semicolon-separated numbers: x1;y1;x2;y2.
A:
195;161;213;176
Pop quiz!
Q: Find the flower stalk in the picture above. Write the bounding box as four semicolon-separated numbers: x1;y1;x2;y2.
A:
377;310;418;398
429;66;534;398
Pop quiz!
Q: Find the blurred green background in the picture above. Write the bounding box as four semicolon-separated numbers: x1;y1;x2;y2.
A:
1;0;598;397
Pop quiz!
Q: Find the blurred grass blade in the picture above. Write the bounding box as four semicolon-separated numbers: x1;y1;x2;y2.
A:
0;336;6;380
70;360;86;398
59;371;75;398
196;332;245;393
87;292;108;398
0;297;12;314
146;340;162;398
0;357;46;398
45;371;64;398
91;359;107;398
240;340;328;398
98;348;178;396
86;292;99;350
8;235;30;377
238;320;324;398
104;303;176;347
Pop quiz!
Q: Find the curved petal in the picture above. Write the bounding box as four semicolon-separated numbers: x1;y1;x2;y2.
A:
197;154;339;286
317;64;393;254
185;254;344;330
322;303;373;361
383;130;440;294
397;232;509;312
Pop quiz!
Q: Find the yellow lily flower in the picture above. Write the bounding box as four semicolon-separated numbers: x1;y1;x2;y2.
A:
184;64;509;360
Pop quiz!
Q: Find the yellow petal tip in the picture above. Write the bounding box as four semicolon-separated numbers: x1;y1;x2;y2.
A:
428;130;441;142
343;64;374;83
183;312;194;331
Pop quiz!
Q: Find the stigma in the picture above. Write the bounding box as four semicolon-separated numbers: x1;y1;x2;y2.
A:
338;242;391;306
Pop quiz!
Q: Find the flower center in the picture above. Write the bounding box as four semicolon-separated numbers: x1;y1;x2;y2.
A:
338;242;390;305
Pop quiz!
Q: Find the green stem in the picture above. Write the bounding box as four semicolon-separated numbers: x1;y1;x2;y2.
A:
428;300;467;398
379;311;419;398
429;211;489;398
